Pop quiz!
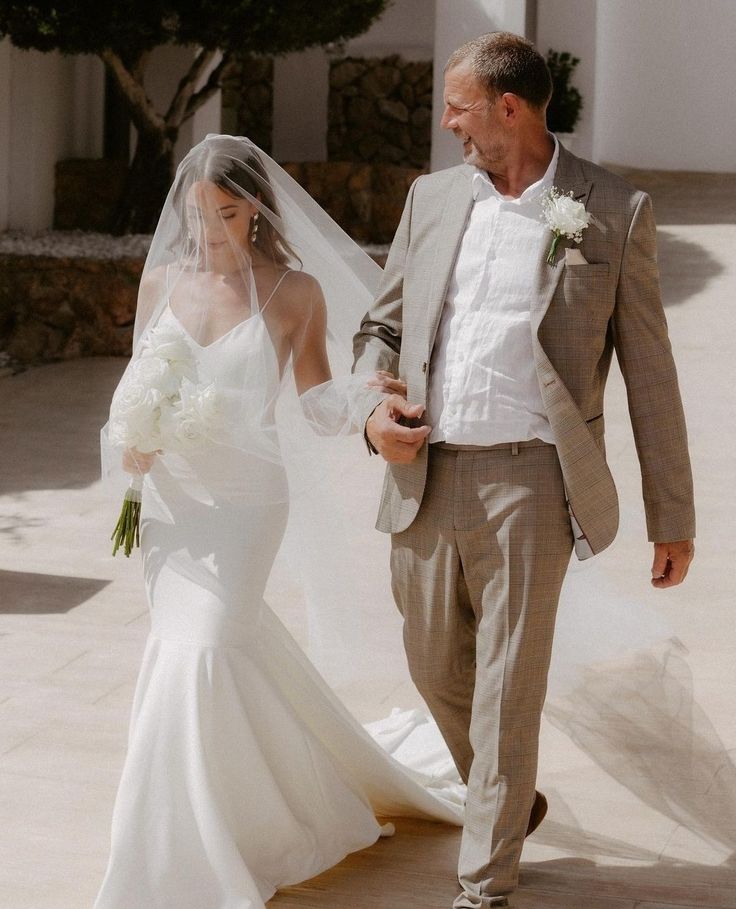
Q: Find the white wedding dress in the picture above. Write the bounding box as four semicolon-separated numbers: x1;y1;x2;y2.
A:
94;288;464;909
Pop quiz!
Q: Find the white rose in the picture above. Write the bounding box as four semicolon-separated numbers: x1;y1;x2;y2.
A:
140;325;195;379
167;380;222;451
130;355;180;396
110;379;164;451
550;195;590;235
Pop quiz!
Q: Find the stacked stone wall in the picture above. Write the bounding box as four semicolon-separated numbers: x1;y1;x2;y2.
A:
328;56;432;168
283;161;421;244
0;254;141;364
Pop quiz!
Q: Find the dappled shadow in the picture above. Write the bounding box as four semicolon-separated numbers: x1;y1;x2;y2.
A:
0;357;125;494
0;506;45;545
0;569;110;614
656;229;725;308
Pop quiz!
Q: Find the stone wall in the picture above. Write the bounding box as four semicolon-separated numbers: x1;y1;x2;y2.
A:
0;254;141;364
0;232;391;365
220;54;274;153
328;56;433;168
283;161;421;244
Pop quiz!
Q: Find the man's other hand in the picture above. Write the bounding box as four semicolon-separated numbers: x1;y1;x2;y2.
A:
366;395;431;464
651;539;694;588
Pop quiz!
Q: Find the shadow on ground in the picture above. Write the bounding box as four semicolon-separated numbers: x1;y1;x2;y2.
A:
656;230;725;308
0;569;110;614
0;358;124;494
611;169;736;227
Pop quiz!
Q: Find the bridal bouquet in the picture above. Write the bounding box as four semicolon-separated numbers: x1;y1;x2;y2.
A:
108;325;221;556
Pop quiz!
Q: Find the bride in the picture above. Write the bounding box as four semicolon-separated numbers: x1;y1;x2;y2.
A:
95;134;465;909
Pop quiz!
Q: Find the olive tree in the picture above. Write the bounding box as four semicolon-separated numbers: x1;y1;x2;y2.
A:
0;0;389;232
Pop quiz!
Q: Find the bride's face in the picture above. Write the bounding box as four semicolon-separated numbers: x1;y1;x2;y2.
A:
186;181;257;265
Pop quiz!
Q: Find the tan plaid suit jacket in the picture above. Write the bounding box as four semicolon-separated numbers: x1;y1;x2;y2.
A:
353;145;695;555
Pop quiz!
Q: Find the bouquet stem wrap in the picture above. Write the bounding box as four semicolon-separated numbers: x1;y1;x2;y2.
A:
111;475;144;557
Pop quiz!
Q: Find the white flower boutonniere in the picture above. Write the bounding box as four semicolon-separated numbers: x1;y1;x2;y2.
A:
540;187;592;264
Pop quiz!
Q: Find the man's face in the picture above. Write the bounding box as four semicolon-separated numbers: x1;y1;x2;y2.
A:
440;62;506;170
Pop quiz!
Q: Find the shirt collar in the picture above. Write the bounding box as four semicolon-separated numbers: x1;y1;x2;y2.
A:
472;135;559;202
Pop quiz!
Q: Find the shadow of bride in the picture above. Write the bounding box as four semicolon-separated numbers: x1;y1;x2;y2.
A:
543;643;736;859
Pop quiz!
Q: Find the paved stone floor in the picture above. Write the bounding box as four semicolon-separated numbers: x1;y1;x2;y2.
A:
1;170;734;908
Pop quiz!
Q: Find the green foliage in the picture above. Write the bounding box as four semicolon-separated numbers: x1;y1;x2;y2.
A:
0;0;390;59
545;49;583;134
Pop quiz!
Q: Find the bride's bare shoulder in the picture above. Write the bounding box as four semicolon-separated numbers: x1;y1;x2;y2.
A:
272;269;325;315
138;264;169;298
280;268;322;296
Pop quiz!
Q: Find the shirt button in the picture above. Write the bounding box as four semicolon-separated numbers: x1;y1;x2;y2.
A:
421;362;427;373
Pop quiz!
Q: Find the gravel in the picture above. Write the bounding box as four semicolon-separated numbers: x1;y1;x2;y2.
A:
0;230;152;259
0;231;390;261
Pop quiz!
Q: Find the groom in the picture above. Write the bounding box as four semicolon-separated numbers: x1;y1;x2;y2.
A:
352;32;695;909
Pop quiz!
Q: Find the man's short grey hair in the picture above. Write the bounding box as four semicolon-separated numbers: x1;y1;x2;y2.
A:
446;32;552;110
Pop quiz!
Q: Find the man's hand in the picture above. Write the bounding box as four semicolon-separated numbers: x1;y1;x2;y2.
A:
366;395;431;463
651;539;694;588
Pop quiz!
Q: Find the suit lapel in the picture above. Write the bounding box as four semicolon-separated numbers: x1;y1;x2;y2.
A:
530;143;594;333
423;167;474;353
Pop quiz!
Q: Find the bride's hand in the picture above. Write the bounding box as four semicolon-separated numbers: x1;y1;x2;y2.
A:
122;447;159;475
366;370;407;397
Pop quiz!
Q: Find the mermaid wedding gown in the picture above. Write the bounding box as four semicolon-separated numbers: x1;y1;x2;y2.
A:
95;288;464;909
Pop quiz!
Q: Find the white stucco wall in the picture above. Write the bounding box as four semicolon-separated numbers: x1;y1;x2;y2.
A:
431;0;531;171
593;0;736;171
0;43;104;231
0;41;11;230
344;0;436;58
536;0;596;162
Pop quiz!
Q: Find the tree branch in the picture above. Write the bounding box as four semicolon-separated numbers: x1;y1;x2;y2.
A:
165;47;217;128
181;52;231;124
100;48;166;138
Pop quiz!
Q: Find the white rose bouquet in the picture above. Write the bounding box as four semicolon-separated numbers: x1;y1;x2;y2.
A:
108;325;222;557
540;187;592;264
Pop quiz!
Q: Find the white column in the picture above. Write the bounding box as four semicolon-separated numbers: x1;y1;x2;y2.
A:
188;52;223;152
0;40;11;230
272;48;329;162
431;0;530;172
594;0;736;170
7;48;77;231
71;55;105;159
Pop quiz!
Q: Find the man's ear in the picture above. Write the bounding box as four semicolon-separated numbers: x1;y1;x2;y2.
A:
500;92;522;121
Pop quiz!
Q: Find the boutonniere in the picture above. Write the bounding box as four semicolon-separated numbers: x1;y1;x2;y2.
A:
540;187;592;264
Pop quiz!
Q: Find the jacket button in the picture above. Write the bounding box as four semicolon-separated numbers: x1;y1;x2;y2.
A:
421;361;427;373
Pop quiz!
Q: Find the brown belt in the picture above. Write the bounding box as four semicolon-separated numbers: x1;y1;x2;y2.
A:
431;438;554;454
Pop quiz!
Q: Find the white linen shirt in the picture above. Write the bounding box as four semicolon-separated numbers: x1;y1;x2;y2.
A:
427;141;559;445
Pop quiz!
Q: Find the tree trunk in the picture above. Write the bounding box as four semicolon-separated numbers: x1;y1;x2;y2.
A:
111;130;176;235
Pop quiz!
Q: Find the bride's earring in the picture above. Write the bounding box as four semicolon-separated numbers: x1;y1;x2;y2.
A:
250;212;260;244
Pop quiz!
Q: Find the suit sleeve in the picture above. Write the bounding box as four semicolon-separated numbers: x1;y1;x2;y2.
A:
351;178;418;431
612;191;696;542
